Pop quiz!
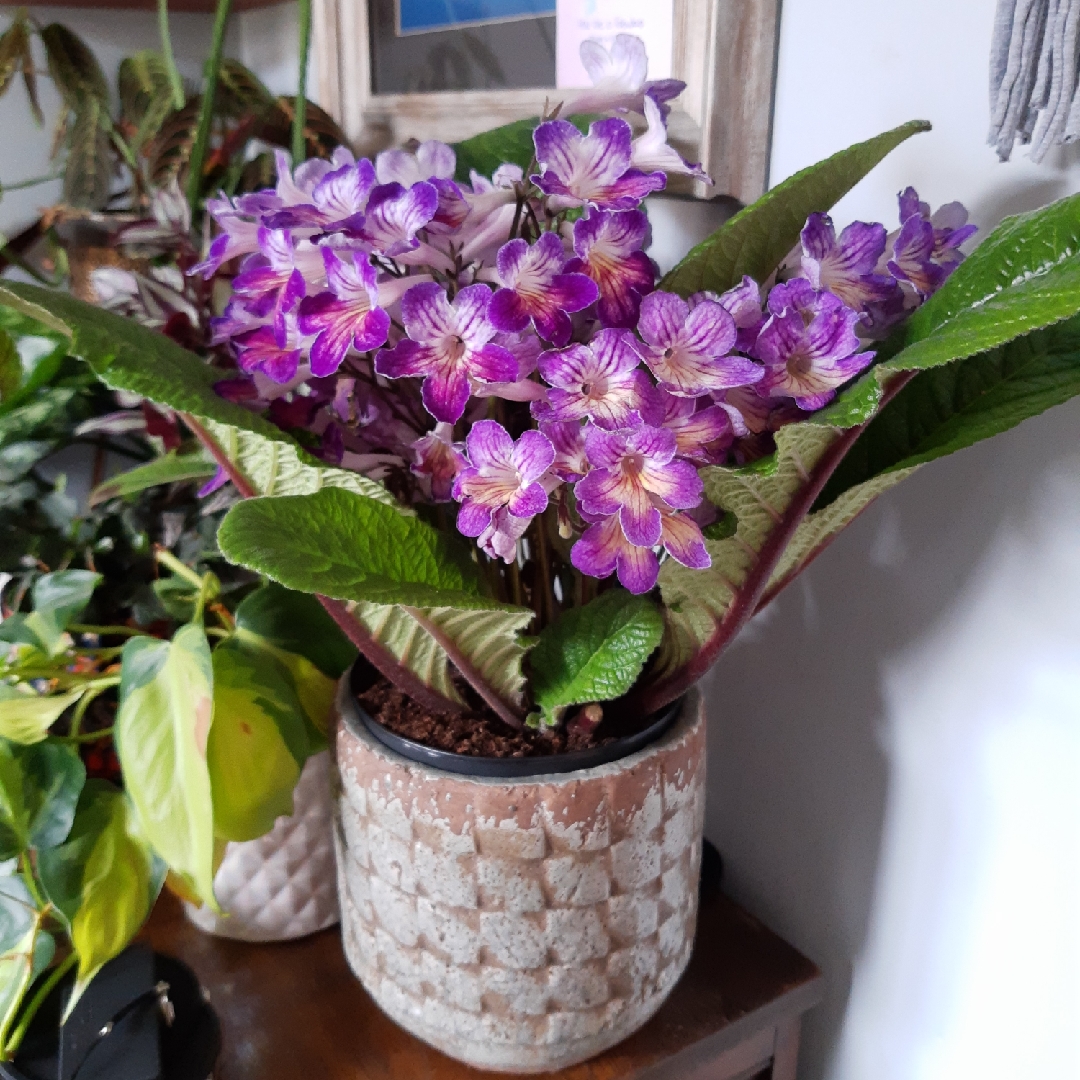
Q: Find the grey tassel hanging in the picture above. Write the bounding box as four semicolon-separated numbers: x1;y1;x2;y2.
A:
990;0;1080;161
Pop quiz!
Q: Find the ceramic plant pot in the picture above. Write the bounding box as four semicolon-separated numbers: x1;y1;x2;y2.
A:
333;678;706;1074
185;751;340;942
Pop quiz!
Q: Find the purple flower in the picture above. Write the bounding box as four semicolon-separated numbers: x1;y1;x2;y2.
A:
234;324;303;385
489;233;599;346
575;424;703;546
565;34;685;118
264;158;377;230
756;279;874;410
375;282;517;423
800;213;899;312
190;200;261;278
375;141;456;186
541;420;589;481
571;512;660;594
657;508;711;569
711;277;766;354
630;96;709;181
633;291;763;397
349;182;439;257
655;392;735;463
887;187;977;296
231;228;307;343
411;422;466;502
569;211;654;328
296;250;390;377
534;329;656;430
478;507;531;565
453;421;555;549
469;331;546;402
532;118;666;210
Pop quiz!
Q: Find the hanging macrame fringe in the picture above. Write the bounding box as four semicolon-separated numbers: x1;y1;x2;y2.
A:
990;0;1080;161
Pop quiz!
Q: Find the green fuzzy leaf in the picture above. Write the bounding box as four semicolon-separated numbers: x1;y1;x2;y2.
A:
0;688;86;745
55;784;157;1015
530;591;664;725
217;487;494;610
62;96;113;211
452;115;592;183
234;582;357;679
0;739;86;859
89;449;216;507
660;119;931;297
118;50;175;150
0;283;397;509
114;624;216;909
208;637;308;842
40;23;110;110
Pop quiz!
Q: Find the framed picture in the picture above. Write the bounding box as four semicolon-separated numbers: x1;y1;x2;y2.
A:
311;0;780;201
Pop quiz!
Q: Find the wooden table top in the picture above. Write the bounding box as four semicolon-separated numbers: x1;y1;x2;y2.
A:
140;888;822;1079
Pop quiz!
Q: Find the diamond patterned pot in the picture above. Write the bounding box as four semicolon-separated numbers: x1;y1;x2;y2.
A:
185;750;340;942
333;686;705;1074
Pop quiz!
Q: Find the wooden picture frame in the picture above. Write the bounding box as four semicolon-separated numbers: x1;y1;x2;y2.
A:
311;0;780;203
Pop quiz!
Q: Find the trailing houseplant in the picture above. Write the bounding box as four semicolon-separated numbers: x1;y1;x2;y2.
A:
4;32;1080;1068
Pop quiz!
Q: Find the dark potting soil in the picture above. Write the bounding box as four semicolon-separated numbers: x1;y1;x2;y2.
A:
357;678;619;759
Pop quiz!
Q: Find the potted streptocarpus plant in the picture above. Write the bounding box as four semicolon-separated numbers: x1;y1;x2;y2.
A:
5;35;1080;1068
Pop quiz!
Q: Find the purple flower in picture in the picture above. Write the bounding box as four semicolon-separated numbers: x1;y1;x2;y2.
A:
633;291;763;397
534;329;656;430
469;331;546;402
231;228;307;342
800;213;899;312
571;512;660;594
191;199;261;278
657;508;711;570
375;282;517;423
265;158;377;231
296;250;390;377
569;210;655;328
756;279;874;410
348;182;439;257
234;324;303;384
575;423;703;547
478;507;532;565
489;232;599;346
888;187;977;296
564;34;684;119
411;423;466;502
630;95;710;181
376;140;456;186
210;296;265;346
532;118;666;210
710;277;765;354
655;392;735;463
541;420;589;481
453;421;555;550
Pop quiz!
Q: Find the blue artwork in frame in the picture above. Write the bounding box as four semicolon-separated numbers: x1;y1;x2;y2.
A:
397;0;557;36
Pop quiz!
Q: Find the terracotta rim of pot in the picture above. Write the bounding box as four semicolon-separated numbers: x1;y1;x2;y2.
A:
342;661;685;779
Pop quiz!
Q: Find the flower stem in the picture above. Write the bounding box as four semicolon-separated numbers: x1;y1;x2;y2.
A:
157;0;187;111
52;727;114;745
185;0;233;218
154;548;204;591
4;951;76;1060
291;0;312;163
68;624;145;638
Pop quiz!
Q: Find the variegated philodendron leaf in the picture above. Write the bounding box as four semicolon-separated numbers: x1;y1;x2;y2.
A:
351;603;535;707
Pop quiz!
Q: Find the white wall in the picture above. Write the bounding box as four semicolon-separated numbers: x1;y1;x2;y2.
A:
706;2;1080;1078
0;6;235;237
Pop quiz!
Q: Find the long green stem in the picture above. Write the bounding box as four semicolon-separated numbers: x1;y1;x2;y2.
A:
291;0;312;163
4;951;76;1060
154;549;204;590
52;727;114;745
69;624;146;638
185;0;233;217
157;0;186;110
0;174;63;193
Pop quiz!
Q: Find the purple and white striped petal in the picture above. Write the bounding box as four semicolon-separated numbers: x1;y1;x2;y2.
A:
352;181;438;256
235;325;302;384
800;213;899;312
571;513;659;594
570;210;655;328
630;95;710;181
376;140;456;186
659;510;710;569
541;420;589;481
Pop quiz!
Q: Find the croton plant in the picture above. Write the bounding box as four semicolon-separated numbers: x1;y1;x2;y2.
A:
3;34;1080;1052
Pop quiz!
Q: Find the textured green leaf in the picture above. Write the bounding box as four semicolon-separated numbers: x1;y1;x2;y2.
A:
820;317;1080;508
0;20;29;98
452;114;591;183
0;688;86;744
660;119;931;297
656;423;843;678
41;23;109;109
0;305;69;418
89;449;215;506
0;283;397;509
0;877;46;1049
217;488;494;610
0;330;19;405
63;785;156;1013
0;739;85;858
208;638;307;842
63;97;113;210
530;591;664;725
114;624;216;908
31;570;102;634
234;582;356;679
118;50;174;150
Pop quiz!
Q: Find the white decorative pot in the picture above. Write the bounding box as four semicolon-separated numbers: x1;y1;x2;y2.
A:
333;686;705;1074
185;750;340;942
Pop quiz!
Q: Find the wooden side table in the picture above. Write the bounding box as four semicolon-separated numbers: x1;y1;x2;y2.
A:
140;889;822;1080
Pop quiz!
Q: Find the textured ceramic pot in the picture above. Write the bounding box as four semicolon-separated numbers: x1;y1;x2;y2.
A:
185;751;340;942
333;686;705;1074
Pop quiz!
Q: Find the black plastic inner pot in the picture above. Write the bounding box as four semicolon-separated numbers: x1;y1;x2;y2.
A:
344;661;684;779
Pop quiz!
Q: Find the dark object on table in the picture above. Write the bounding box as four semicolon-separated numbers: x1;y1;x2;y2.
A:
0;945;220;1080
699;837;725;900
